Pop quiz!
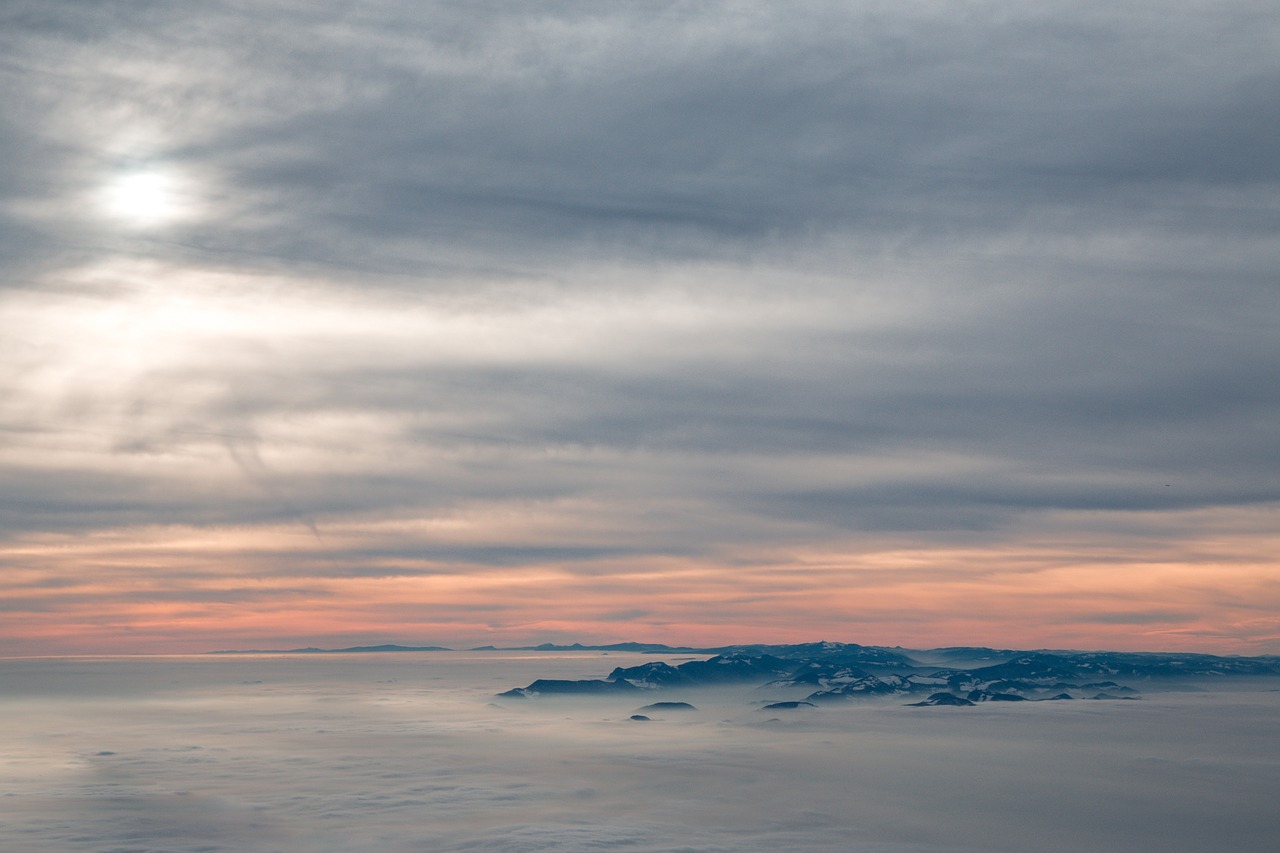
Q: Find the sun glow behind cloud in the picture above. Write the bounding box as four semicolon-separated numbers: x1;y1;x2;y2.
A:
98;169;191;227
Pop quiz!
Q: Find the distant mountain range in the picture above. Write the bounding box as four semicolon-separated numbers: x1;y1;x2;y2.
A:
467;642;711;653
212;640;849;654
213;640;927;655
210;644;454;654
210;641;710;654
206;639;1280;708
493;641;1280;706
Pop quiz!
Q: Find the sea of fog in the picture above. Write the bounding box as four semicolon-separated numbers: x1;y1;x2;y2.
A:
2;651;1278;852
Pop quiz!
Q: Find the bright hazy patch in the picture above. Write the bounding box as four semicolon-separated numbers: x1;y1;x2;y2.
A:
99;169;188;226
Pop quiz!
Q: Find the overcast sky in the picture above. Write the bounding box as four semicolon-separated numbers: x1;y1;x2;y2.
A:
2;0;1278;655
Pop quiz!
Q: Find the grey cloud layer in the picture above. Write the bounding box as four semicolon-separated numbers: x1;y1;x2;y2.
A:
1;1;1278;566
7;1;1279;269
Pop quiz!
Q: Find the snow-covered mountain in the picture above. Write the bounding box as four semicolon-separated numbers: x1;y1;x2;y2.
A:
496;642;1280;705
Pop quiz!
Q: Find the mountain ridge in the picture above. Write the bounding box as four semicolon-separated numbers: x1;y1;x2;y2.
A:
491;643;1280;705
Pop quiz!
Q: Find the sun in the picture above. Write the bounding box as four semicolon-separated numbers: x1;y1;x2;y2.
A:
101;169;187;227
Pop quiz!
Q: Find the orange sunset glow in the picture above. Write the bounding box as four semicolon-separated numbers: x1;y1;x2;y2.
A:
3;503;1278;655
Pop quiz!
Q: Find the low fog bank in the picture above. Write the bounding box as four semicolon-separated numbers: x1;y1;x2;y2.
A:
2;653;1278;852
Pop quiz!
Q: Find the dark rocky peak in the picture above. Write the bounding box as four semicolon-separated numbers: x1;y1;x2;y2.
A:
609;653;793;688
766;660;871;688
966;653;1085;683
608;660;684;686
636;701;697;713
806;674;919;703
1062;651;1280;677
497;678;641;698
671;653;794;684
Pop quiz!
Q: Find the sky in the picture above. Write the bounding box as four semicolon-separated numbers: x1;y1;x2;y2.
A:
1;0;1278;655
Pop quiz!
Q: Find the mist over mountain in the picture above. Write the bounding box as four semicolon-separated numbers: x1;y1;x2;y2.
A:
496;641;1280;705
204;637;1280;708
6;648;1279;852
